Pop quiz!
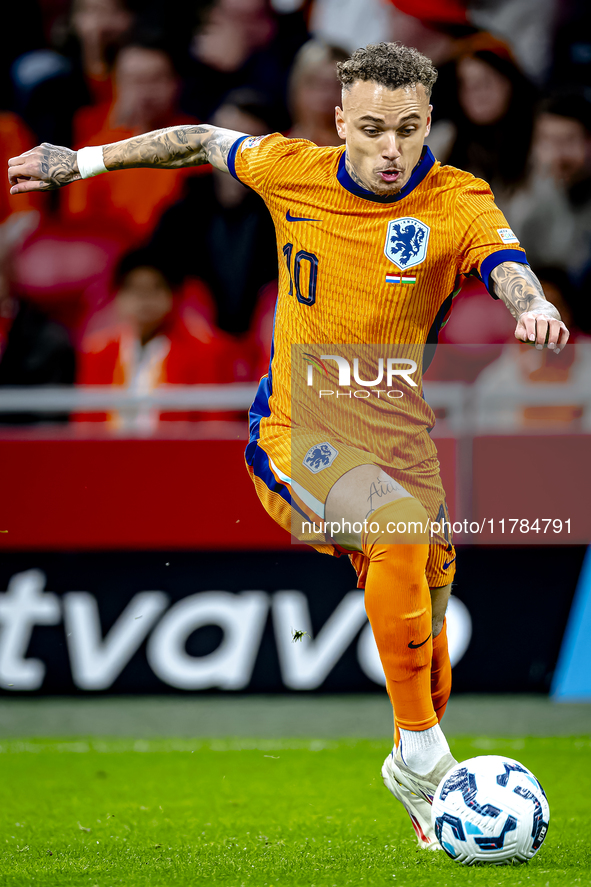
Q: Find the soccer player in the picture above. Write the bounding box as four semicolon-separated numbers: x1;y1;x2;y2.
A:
9;43;569;850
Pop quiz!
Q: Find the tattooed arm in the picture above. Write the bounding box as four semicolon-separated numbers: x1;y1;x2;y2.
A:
8;125;247;194
490;261;570;353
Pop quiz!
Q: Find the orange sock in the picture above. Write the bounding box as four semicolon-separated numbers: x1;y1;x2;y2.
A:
392;612;452;746
431;616;452;722
362;498;438;733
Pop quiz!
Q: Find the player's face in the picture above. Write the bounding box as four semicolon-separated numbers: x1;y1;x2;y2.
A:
335;81;432;195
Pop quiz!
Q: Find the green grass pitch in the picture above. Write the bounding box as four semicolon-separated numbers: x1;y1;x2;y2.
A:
0;736;589;886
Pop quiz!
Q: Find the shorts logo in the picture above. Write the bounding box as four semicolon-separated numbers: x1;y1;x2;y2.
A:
303;442;338;474
384;217;430;270
240;135;268;152
497;227;519;244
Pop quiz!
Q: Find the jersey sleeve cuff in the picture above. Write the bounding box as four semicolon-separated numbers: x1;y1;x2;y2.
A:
480;249;529;299
227;135;249;181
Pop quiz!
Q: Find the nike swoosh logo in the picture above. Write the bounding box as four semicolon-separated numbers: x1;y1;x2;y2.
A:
408;633;432;649
443;556;456;569
286;210;322;222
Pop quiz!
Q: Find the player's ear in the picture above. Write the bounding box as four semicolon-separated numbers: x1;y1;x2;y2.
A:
335;106;346;141
424;104;433;138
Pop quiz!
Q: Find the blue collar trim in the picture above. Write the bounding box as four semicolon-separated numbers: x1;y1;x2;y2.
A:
336;146;435;203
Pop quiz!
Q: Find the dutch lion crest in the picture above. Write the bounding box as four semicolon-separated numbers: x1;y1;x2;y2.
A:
303;442;338;474
384;217;430;270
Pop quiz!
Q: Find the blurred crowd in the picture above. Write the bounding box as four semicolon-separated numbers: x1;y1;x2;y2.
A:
0;0;590;430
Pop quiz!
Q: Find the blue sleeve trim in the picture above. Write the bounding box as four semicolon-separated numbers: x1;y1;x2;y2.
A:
480;249;529;299
227;135;249;181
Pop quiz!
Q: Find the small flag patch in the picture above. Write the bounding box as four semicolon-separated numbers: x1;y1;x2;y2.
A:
386;274;416;285
497;227;519;244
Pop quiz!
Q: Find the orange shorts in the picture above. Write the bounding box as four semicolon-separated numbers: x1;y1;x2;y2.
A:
246;428;456;589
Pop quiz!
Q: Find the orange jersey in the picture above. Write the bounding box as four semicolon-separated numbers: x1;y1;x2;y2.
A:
229;133;527;470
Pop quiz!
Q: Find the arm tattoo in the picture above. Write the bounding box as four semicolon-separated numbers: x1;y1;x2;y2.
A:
490;262;561;322
207;128;242;168
102;124;246;173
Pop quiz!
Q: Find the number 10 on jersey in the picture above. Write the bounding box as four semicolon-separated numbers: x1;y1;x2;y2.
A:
283;243;318;306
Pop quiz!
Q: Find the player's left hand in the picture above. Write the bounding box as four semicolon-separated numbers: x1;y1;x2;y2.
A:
8;143;80;194
515;311;570;354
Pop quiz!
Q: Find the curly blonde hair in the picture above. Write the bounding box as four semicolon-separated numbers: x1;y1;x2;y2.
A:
336;42;438;97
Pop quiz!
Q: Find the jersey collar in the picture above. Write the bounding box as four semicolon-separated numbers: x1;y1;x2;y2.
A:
336;146;435;203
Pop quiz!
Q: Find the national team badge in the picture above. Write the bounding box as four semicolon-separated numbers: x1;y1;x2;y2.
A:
303;442;338;474
384;217;430;270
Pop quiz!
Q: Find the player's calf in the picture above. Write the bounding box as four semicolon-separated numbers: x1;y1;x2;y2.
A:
327;468;456;802
360;496;457;791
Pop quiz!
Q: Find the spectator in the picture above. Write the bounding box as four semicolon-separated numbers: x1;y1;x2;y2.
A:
148;91;278;336
72;30;186;143
510;91;591;281
77;248;240;430
288;40;348;147
0;213;75;424
11;0;136;145
533;92;591;191
185;0;307;124
68;0;135;103
429;38;537;207
63;34;208;248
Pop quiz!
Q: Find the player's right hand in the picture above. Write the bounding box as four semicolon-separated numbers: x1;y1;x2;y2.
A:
8;143;81;194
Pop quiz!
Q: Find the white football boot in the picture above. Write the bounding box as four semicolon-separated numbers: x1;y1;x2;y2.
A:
390;743;457;805
382;750;441;850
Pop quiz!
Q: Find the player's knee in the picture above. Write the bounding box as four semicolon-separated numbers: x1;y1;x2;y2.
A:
363;498;430;592
364;496;430;547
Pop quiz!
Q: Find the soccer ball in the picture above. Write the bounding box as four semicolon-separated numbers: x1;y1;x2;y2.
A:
432;755;549;865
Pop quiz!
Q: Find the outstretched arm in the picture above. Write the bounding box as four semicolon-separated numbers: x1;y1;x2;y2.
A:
8;125;247;194
490;261;570;353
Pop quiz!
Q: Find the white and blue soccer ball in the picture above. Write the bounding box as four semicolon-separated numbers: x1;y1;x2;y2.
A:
432;755;549;865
